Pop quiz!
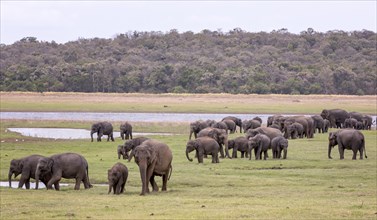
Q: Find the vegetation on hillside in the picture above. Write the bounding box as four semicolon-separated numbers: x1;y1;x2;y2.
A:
1;28;376;95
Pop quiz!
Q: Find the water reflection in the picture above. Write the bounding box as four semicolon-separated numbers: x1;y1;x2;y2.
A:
7;128;173;139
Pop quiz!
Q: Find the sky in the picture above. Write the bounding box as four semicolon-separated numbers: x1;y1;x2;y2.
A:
1;1;376;45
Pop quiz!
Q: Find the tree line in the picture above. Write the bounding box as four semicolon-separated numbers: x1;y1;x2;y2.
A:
0;28;376;95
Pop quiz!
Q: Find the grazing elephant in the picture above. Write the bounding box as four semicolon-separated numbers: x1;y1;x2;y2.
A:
91;121;114;142
120;122;133;140
8;155;52;189
189;120;210;140
222;119;236;134
320;109;349;128
197;127;230;158
212;121;228;133
134;139;173;196
228;136;249;158
108;162;128;195
311;115;325;133
286;122;304;139
35;153;92;190
328;129;367;160
283;116;313;139
246;127;283;141
271;136;289;159
248;134;271;160
186;137;220;163
121;137;149;162
117;145;128;160
242;119;261;132
222;116;242;133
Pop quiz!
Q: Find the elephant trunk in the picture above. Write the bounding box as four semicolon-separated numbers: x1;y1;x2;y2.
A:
186;149;193;162
108;183;112;194
189;129;194;140
138;163;147;196
224;138;230;158
8;170;13;188
328;143;333;159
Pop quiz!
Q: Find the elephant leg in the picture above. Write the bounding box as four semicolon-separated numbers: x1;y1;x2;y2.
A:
25;179;30;189
162;174;168;191
219;145;225;158
121;182;126;193
111;134;114;141
359;147;364;160
338;144;345;160
116;180;123;194
352;149;357;160
54;181;60;190
18;175;28;188
74;178;81;190
150;175;158;192
232;147;237;158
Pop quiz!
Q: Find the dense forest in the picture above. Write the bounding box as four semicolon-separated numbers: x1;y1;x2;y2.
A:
0;28;376;95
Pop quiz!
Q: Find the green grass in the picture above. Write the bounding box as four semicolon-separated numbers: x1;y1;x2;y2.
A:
0;119;376;219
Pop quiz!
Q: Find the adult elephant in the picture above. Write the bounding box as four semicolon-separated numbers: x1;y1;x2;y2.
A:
189;120;210;140
242;119;261;132
320;109;349;128
133;139;173;196
222;116;242;133
245;127;283;141
222;119;236;134
8;155;52;189
228;136;249;158
185;137;220;163
211;121;228;133
311;115;325;133
121;137;149;161
91;121;114;142
35;153;92;190
267;115;284;127
120;122;133;140
271;136;289;159
283;116;313;139
361;115;373;130
328;129;367;160
248;134;271;160
348;111;363;122
197;127;230;158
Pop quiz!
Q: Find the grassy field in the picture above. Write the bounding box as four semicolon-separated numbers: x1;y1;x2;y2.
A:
1;92;376;114
0;92;376;219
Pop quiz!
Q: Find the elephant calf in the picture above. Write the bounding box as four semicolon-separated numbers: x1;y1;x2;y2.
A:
108;162;128;195
186;137;220;163
228;137;249;158
271;136;289;159
117;145;128;160
248;134;271;160
120;122;133;140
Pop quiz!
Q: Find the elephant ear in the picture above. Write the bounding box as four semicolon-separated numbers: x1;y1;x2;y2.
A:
18;160;24;170
46;158;54;172
148;148;157;165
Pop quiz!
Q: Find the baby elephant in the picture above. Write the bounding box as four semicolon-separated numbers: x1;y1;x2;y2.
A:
108;162;128;195
248;134;271;160
271;136;289;159
117;145;128;160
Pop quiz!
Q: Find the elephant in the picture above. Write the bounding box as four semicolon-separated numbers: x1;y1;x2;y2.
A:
344;118;358;129
108;162;128;195
122;137;149;162
268;123;281;130
252;116;263;125
189;120;210;140
361;115;373;130
35;153;92;190
328;129;367;160
133;139;173;196
211;121;228;133
320;109;349;128
185;137;220;163
120;122;133;140
242;119;261;132
222;119;236;134
245;127;283;141
197;127;230;158
222;116;242;133
311;115;325;133
248;134;271;160
356;121;364;130
348;111;364;122
323;119;330;133
286;122;304;139
205;119;216;127
228;137;249;158
282;116;314;139
267;115;284;127
8;155;52;189
117;145;128;160
91;121;114;142
271;136;289;159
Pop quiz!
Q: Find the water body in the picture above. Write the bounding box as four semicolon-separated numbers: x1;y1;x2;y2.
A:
7;128;173;139
1;112;289;123
1;181;106;189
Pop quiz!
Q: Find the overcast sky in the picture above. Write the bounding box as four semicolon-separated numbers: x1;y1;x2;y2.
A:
1;1;376;45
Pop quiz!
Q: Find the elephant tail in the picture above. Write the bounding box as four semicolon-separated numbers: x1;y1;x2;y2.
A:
86;165;93;188
362;138;367;159
167;164;173;181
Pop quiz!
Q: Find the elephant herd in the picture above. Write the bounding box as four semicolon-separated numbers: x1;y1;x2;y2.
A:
8;108;372;196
